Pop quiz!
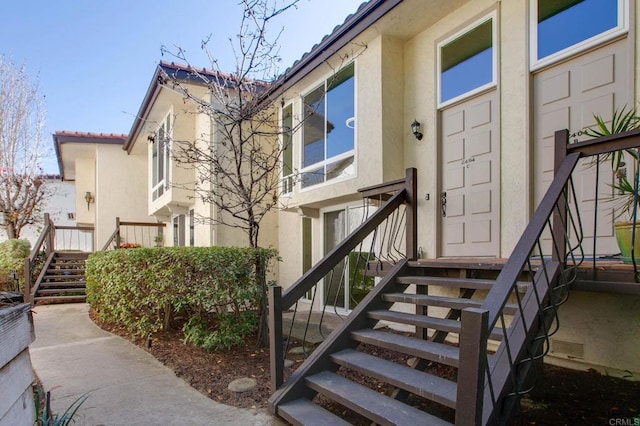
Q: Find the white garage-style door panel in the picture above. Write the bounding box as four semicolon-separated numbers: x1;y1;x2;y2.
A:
441;91;500;257
533;40;630;256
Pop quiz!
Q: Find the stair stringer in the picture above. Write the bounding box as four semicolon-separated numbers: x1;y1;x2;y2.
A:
480;260;560;425
30;252;56;300
268;259;411;415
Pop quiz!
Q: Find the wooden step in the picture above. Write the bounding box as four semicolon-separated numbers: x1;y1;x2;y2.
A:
368;310;505;341
350;329;460;367
39;281;86;288
54;252;89;260
36;288;86;296
46;269;85;274
305;371;452;426
278;398;351;426
382;293;518;315
409;259;506;271
33;295;87;303
331;349;457;408
50;261;85;267
43;274;85;281
397;276;530;293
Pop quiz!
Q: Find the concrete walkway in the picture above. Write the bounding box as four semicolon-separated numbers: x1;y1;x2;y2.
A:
30;304;284;426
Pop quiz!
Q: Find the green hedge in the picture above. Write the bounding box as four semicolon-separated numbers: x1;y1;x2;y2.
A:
0;239;30;291
85;246;278;350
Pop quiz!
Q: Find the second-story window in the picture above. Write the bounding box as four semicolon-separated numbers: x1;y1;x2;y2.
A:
281;104;294;194
532;0;627;68
438;14;496;106
152;114;171;200
301;63;355;189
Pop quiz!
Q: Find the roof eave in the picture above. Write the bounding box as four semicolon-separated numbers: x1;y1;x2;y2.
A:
123;65;164;153
261;0;402;105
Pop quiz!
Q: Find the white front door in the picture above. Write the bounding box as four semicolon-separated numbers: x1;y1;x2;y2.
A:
440;91;501;257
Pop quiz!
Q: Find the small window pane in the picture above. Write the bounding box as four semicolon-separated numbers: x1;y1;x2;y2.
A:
301;166;325;188
282;105;293;177
327;64;355;159
326;156;355;181
189;209;195;247
441;19;493;104
537;0;618;60
303;86;326;168
158;127;165;182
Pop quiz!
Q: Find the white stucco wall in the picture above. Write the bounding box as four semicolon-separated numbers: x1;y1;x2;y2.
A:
0;178;76;247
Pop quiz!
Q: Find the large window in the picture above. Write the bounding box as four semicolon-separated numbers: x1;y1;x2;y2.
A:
301;63;355;189
281;104;294;194
532;0;627;68
152;114;171;201
439;14;496;106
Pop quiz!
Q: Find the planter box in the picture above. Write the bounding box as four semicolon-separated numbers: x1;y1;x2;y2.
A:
0;303;35;426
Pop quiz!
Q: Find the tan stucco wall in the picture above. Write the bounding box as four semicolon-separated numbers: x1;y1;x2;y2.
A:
402;0;532;258
547;291;640;379
94;144;151;249
74;156;96;227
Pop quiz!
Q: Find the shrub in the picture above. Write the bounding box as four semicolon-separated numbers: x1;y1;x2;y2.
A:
85;246;277;350
0;239;31;291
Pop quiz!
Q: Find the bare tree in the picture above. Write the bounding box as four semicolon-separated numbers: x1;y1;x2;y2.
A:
161;0;301;249
0;56;48;239
160;0;366;345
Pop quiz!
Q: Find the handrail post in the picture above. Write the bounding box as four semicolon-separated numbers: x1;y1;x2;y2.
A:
44;213;54;256
455;307;489;426
405;167;418;260
552;130;569;263
23;258;31;304
269;285;284;394
115;217;121;249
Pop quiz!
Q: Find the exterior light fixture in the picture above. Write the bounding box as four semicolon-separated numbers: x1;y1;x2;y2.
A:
84;191;95;210
411;119;423;141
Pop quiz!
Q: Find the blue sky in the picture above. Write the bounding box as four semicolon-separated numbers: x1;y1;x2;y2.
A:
0;0;364;173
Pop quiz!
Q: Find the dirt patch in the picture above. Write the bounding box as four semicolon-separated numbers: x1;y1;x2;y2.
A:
90;312;640;423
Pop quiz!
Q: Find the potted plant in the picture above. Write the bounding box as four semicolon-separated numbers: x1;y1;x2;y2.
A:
584;107;640;263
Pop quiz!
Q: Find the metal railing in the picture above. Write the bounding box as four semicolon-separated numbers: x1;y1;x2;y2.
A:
101;217;166;250
268;168;417;393
464;128;640;425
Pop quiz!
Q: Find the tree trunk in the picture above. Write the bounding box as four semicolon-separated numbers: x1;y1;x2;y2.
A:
3;213;18;239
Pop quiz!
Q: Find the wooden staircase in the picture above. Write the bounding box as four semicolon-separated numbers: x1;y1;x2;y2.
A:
33;252;88;304
271;259;559;425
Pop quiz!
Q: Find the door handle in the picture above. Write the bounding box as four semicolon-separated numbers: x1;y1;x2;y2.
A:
441;192;447;217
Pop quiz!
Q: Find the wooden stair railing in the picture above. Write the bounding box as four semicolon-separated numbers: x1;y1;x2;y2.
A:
267;146;588;424
269;168;417;394
24;213;55;303
102;217;166;250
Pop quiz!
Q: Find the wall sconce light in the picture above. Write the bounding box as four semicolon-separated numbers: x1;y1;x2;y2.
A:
84;191;94;210
411;119;423;141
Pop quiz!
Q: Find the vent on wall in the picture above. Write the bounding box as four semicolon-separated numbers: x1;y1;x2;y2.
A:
550;339;585;359
67;213;75;220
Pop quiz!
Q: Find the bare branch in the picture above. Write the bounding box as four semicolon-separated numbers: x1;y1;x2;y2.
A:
0;56;50;239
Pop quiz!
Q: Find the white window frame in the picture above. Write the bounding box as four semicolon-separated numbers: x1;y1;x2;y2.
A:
280;103;294;196
530;0;629;71
189;208;195;247
437;11;498;108
172;214;186;247
151;111;172;201
299;62;357;192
